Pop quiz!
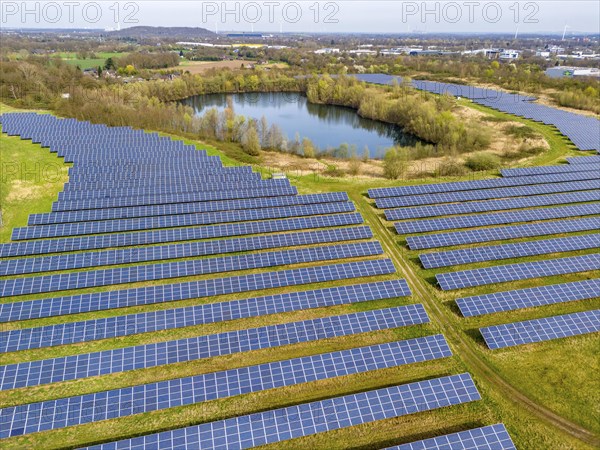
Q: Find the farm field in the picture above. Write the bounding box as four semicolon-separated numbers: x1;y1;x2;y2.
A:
0;100;598;450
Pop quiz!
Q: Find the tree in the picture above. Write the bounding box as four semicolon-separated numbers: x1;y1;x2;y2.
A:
242;125;261;156
97;66;102;77
104;57;116;70
383;147;408;180
302;138;316;158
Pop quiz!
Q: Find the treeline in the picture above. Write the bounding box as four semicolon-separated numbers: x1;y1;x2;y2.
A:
116;52;181;70
306;75;490;154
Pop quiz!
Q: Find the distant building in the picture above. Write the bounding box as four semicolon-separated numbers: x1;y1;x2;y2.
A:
545;66;600;78
314;48;340;54
499;50;520;60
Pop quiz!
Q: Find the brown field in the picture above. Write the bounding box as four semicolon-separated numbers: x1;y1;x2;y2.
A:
179;60;286;74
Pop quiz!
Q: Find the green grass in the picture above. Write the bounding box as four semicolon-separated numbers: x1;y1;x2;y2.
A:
58;52;127;70
0;100;598;449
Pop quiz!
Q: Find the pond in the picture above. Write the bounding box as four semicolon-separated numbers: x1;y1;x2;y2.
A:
181;92;422;158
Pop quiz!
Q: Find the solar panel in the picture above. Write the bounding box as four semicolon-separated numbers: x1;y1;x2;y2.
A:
0;241;383;297
567;156;600;164
0;305;428;390
0;335;450;437
406;217;600;250
12;202;356;240
456;279;600;317
52;187;299;212
436;253;600;291
419;233;600;269
501;164;600;177
387;424;516;450
367;170;599;199
395;204;599;234
0;259;397;322
0;214;364;258
385;190;600;220
376;180;599;209
80;373;480;450
0;227;373;276
30;193;349;225
0;280;411;351
481;309;600;349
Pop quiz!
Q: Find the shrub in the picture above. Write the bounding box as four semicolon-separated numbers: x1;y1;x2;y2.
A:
465;152;501;171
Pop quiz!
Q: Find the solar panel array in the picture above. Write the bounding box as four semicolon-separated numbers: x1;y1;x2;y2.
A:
0;280;411;351
0;305;430;390
368;156;599;352
0;335;451;437
83;373;481;450
354;74;600;152
0;113;494;448
481;310;600;349
387;424;516;450
436;254;600;291
456;279;600;317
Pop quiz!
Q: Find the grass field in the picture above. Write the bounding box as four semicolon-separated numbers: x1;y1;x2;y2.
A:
0;100;598;449
58;52;128;70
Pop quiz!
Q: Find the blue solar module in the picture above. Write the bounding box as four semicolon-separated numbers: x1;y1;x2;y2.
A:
0;304;428;390
406;217;600;250
81;373;479;450
567;156;600;164
0;335;450;437
501;164;600;177
457;279;600;317
0;241;383;297
436;253;600;291
30;192;349;225
395;204;599;234
0;227;373;276
0;280;411;351
385;191;600;220
368;171;600;199
481;309;600;349
376;180;599;209
387;424;516;450
52;187;299;212
0;213;365;258
0;259;397;322
0;242;383;296
12;202;356;240
419;234;600;269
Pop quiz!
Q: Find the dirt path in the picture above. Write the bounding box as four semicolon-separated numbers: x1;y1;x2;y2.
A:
348;191;600;448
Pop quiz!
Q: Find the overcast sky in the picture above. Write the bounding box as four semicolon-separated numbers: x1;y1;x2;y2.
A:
2;1;599;34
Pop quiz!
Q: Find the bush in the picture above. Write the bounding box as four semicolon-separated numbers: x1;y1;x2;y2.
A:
383;147;408;180
436;158;467;177
323;165;345;178
505;125;538;140
465;152;501;171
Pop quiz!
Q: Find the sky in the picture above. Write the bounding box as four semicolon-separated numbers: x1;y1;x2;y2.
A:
1;1;599;34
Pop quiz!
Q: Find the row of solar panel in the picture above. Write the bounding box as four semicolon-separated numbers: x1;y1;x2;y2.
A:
0;226;373;276
378;179;599;209
0;213;365;258
0;259;397;322
0;280;411;351
406;217;600;250
420;233;600;268
436;253;600;291
83;373;482;450
59;179;291;199
52;186;299;211
395;203;599;234
0;241;384;297
12;202;356;240
481;310;600;349
456;279;600;317
0;304;426;390
385;190;600;220
30;192;349;225
369;170;598;198
0;334;450;437
501;163;600;177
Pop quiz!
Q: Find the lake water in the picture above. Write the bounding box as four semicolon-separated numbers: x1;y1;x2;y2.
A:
181;92;421;158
